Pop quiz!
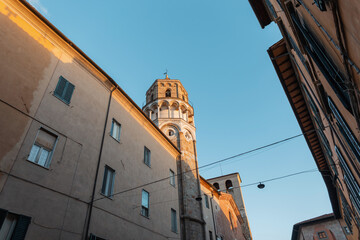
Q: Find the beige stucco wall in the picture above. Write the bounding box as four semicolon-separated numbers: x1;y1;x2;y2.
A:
0;1;181;239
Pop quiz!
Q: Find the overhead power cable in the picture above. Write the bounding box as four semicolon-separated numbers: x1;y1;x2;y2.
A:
130;167;331;209
94;128;321;202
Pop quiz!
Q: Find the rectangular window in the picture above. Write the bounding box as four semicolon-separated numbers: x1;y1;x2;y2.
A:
291;14;351;112
204;194;209;209
141;190;149;217
340;192;353;234
170;169;175;187
264;0;277;19
101;166;115;198
110;119;121;141
54;76;75;104
329;98;360;162
144;147;151;167
0;209;31;240
209;231;213;240
171;208;177;233
28;128;57;168
336;146;360;218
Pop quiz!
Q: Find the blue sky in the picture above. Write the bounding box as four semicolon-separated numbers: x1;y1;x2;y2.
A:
29;0;332;239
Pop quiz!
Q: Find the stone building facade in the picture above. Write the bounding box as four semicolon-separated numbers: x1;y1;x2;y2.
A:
292;214;346;240
200;176;249;240
249;0;360;239
207;173;252;240
143;78;252;240
143;77;205;240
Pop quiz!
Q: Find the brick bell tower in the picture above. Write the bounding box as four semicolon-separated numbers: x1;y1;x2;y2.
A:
143;74;205;240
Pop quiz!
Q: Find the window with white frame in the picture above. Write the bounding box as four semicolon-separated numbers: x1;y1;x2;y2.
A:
171;208;177;233
141;190;149;217
27;128;57;168
110;119;121;141
0;209;31;240
101;166;115;198
144;147;151;167
170;169;175;187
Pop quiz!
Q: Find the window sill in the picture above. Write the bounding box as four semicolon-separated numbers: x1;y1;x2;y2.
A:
140;213;150;219
110;135;121;143
53;93;70;105
100;192;114;200
26;159;50;170
143;162;151;168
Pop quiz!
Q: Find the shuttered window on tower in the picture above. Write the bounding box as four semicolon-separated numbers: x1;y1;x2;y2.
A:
54;76;75;104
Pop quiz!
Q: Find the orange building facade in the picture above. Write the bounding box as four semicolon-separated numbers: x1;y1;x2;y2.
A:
249;0;360;239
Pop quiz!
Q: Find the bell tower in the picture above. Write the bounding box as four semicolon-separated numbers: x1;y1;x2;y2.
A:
143;75;205;240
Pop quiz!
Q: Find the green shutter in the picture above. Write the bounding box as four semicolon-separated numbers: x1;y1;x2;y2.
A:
63;82;75;104
54;76;67;98
0;208;8;227
11;215;31;240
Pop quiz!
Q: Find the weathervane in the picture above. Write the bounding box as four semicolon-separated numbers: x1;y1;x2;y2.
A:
164;69;169;79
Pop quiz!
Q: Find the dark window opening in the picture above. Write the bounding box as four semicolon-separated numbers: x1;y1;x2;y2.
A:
213;182;219;190
165;89;171;97
226;180;233;190
317;231;328;239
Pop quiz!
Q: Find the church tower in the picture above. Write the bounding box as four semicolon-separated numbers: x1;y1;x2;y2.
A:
143;74;205;240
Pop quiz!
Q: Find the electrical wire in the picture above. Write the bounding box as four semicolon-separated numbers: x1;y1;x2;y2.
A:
94;128;320;202
128;167;332;209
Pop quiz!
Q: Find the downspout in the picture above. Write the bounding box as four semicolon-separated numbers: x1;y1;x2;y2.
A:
84;86;115;240
177;138;186;240
192;140;206;240
210;193;217;238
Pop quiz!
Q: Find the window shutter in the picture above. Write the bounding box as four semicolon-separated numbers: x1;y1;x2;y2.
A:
54;76;67;98
0;208;8;227
10;215;31;240
63;82;75;104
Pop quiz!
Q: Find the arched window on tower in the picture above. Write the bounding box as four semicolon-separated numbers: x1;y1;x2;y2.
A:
150;94;154;101
166;89;171;97
213;182;220;190
225;180;233;192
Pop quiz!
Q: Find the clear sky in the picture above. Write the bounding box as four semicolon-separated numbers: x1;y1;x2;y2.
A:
28;0;332;239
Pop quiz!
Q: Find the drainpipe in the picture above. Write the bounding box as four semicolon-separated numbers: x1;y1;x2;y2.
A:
84;86;115;240
192;140;206;240
177;137;186;240
210;193;218;238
